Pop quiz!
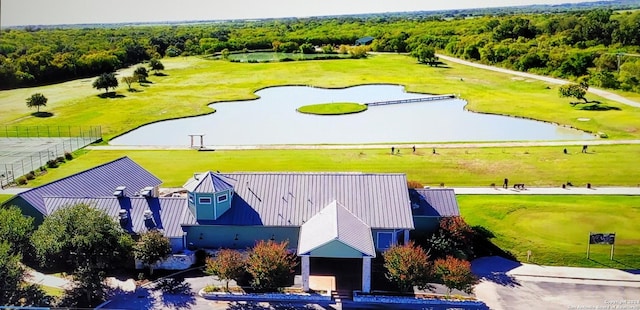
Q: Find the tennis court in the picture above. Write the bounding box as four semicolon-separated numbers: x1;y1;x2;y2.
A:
0;126;101;188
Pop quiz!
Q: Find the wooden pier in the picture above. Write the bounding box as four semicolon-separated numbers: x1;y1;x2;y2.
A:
365;94;455;106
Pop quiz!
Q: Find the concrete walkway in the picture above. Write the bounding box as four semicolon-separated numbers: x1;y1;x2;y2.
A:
437;54;640;108
88;139;640;151
25;269;72;289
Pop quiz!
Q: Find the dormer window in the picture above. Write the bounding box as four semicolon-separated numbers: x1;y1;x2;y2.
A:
199;197;212;204
217;194;228;203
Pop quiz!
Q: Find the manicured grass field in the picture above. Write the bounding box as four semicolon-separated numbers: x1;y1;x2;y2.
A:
0;194;13;204
459;195;640;269
297;102;367;115
226;52;351;62
2;54;640;141
24;144;640;188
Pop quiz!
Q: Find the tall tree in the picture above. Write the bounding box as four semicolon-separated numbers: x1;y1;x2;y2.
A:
92;72;118;94
149;58;164;74
0;242;24;306
0;206;34;256
383;241;433;293
59;266;107;308
31;203;133;270
205;249;246;291
559;78;592;105
246;240;297;292
134;66;149;82
26;93;48;113
434;256;478;295
134;230;172;275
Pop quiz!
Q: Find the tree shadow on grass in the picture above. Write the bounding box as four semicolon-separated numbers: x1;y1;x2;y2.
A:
153;72;168;76
97;92;126;99
31;111;54;118
579;104;621;111
127;88;143;93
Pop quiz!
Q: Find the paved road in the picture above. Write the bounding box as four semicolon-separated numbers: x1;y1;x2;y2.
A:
437;54;640;108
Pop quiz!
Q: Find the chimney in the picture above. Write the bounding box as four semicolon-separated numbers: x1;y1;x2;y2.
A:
113;186;126;197
140;186;157;198
143;209;156;229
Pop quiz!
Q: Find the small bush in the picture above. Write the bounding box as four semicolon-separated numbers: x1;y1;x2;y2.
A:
25;171;36;180
16;177;27;185
64;152;73;160
56;156;65;164
46;160;58;168
203;284;224;293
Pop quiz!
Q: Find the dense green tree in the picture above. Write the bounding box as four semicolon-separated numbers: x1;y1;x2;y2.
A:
205;249;246;291
92;72;118;94
0;206;34;256
411;45;438;66
31;203;133;270
383;241;432;293
59;266;107;308
25;93;48;113
134;230;172;275
246;240;297;292
559;78;591;104
133;66;149;82
0;242;24;305
149;58;164;74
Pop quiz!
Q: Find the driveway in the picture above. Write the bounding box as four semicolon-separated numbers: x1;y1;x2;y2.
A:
472;256;640;310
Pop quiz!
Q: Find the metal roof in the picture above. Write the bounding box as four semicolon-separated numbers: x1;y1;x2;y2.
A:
298;200;375;257
183;171;236;193
198;172;414;229
410;188;460;217
42;196;194;238
16;157;162;215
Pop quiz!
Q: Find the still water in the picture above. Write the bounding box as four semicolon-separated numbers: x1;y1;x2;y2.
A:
110;85;595;146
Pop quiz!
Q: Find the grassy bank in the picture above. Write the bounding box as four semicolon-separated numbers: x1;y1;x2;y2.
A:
24;144;640;187
1;54;639;140
0;194;13;204
459;195;640;269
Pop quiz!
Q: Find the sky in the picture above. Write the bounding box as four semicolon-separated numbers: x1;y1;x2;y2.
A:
2;0;603;27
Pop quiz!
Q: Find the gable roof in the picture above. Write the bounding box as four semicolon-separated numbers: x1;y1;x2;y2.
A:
198;172;414;229
42;196;194;238
410;188;460;217
298;200;375;257
355;36;374;45
15;157;162;215
183;171;236;193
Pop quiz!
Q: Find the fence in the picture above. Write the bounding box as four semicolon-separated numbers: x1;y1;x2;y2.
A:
0;126;102;188
0;125;101;139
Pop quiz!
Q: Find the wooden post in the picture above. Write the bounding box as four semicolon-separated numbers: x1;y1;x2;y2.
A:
611;243;615;261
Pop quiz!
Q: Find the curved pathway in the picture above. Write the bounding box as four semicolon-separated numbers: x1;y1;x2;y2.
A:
436;54;640;108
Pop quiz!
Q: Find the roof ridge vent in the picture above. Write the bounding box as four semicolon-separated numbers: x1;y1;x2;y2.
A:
113;186;126;197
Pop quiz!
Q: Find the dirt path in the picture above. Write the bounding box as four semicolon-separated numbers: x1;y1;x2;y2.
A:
437;54;640;108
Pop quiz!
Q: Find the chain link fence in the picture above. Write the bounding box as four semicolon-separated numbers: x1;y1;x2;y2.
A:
0;126;101;188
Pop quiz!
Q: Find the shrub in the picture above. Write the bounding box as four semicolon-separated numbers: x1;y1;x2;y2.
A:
64;152;73;160
246;240;297;292
205;249;246;291
25;171;36;180
407;180;424;189
383;241;433;292
434;256;478;294
16;177;27;185
46;160;58;168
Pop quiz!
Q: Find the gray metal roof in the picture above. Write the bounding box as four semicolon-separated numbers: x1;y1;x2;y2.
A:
410;188;460;217
198;172;413;229
15;157;162;215
42;196;194;238
298;200;375;257
183;172;236;193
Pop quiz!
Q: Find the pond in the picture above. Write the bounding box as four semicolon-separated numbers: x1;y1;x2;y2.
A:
110;85;595;146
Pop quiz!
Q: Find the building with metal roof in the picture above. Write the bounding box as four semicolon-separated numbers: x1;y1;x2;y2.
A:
410;188;461;235
3;156;162;223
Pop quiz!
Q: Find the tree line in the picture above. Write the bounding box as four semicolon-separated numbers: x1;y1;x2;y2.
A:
1;8;639;91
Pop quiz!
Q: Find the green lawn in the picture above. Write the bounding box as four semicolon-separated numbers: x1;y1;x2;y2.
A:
297;102;367;115
0;194;13;204
226;52;352;62
40;284;64;298
459;195;640;268
24;144;640;188
1;54;639;141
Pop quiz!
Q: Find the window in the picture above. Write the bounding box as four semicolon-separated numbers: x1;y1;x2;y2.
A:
217;194;228;203
377;232;393;250
188;194;194;204
199;197;212;204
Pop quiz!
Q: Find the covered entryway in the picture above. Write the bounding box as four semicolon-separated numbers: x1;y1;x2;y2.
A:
297;200;376;293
